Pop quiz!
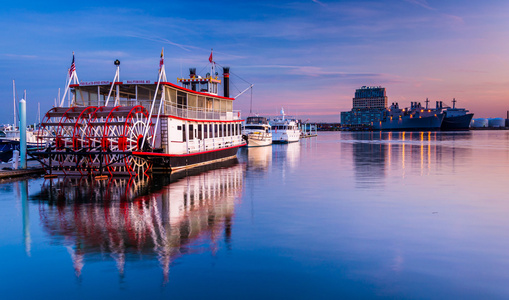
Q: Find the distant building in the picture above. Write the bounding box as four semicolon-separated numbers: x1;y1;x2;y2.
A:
341;86;387;128
352;86;387;109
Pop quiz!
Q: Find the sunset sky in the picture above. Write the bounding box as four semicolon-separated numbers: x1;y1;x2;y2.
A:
1;0;508;123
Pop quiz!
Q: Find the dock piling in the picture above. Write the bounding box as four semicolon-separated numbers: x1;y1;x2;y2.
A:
19;99;27;169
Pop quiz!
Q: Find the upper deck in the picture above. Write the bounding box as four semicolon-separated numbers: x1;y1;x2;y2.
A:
70;78;240;121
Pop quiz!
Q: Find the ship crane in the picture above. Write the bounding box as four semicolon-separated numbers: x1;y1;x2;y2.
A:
234;84;254;99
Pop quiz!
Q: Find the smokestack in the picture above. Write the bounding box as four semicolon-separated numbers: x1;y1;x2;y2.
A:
223;67;230;98
189;68;197;91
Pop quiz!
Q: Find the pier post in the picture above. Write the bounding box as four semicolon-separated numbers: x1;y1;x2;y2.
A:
19;99;27;169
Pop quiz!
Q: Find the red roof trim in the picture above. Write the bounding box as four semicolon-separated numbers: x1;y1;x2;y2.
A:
132;143;246;158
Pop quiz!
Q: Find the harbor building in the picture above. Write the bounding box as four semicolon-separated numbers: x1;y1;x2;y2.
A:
341;86;387;128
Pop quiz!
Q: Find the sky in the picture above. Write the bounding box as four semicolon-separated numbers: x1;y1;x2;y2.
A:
1;0;508;123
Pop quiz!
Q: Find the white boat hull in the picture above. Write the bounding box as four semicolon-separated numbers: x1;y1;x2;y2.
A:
245;132;272;147
271;130;300;143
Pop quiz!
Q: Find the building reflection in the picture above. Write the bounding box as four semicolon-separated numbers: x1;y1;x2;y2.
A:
32;160;244;282
345;131;473;188
344;132;388;188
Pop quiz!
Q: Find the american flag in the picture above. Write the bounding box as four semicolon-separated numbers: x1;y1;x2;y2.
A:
69;53;75;77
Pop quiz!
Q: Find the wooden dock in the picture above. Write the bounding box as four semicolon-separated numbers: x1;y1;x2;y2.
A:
0;161;45;180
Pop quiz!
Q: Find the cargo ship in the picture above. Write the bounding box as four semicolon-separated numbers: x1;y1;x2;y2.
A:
372;101;444;131
438;99;474;130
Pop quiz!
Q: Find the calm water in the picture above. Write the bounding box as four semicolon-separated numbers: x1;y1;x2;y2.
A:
2;131;509;299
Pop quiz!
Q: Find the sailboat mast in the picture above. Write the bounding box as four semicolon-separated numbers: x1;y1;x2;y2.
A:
12;80;16;127
38;102;41;126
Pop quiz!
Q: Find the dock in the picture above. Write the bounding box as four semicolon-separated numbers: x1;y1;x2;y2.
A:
0;161;44;180
301;133;318;138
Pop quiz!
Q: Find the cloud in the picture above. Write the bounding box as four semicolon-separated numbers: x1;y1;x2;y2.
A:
122;33;196;52
311;0;327;8
2;53;38;59
253;64;384;78
404;0;434;10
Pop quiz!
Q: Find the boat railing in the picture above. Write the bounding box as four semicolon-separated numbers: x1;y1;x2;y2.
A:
111;99;241;121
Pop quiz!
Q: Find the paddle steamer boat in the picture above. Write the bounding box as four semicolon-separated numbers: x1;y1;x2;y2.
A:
33;51;246;177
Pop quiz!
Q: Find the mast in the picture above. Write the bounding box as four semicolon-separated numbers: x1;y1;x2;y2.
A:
12;80;16;128
37;102;41;126
452;98;456;109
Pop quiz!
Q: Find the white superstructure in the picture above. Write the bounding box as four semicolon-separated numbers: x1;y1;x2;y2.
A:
242;116;272;147
270;108;300;143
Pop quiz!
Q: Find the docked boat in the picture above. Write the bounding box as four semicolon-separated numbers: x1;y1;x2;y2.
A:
0;125;41;162
270;108;300;143
372;102;444;131
0;140;18;162
438;99;474;130
242;116;272;147
31;51;246;177
2;125;40;148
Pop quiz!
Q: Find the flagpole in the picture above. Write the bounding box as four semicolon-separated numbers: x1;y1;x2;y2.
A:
141;48;165;149
60;52;76;107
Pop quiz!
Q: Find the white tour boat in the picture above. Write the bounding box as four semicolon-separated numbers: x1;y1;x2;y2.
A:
242;116;272;147
270;108;300;143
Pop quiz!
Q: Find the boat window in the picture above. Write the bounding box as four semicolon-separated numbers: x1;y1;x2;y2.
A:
188;94;197;109
206;98;213;111
182;124;186;142
246;125;265;130
214;99;220;112
198;124;202;140
177;91;187;109
204;124;208;139
189;124;194;140
198;96;205;109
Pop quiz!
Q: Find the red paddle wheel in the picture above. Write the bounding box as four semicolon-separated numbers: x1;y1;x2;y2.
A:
36;105;154;177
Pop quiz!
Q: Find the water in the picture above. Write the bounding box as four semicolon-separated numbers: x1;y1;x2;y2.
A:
2;131;509;299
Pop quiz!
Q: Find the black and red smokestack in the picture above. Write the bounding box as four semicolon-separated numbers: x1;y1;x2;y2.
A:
189;68;197;91
223;67;230;98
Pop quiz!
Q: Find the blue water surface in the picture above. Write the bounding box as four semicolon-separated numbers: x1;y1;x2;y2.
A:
1;131;509;299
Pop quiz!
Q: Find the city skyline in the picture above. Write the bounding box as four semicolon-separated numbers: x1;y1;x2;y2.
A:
1;0;508;123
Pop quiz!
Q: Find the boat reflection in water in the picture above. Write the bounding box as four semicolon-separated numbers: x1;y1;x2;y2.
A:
32;159;244;282
238;145;272;173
